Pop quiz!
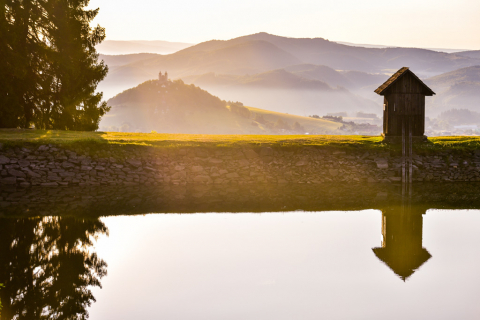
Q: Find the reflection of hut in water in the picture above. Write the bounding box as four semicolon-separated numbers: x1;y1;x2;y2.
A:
375;67;435;143
372;206;431;281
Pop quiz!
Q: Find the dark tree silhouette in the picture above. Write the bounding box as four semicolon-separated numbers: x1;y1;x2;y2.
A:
293;121;305;133
274;118;291;130
0;0;109;130
0;217;108;320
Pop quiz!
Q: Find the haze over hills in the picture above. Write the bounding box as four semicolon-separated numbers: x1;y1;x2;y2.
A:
282;64;389;91
96;32;480;129
180;68;381;116
99;53;159;68
336;41;468;54
103;39;301;86
101;79;342;134
96;40;193;55
98;32;480;97
425;66;480;116
427;66;480;88
455;51;480;60
100;33;480;90
226;33;479;75
182;69;333;90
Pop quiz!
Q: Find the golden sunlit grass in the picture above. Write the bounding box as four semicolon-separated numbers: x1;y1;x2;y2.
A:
0;129;383;148
246;107;342;132
1;129;480;152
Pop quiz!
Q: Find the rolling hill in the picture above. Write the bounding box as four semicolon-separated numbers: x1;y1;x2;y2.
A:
456;50;480;59
99;53;160;68
96;40;193;55
182;69;333;90
180;68;380;116
284;64;354;88
282;64;389;90
426;66;480;89
100;79;342;134
425;66;480;116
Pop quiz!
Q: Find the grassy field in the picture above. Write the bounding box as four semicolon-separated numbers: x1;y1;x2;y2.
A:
245;107;342;132
1;129;480;152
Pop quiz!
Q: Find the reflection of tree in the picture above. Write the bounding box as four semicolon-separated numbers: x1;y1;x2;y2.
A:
0;217;108;320
0;283;3;314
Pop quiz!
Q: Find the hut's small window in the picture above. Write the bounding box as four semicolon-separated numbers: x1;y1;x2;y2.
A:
383;104;386;111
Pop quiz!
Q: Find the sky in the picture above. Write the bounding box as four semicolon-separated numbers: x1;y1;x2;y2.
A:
88;0;480;50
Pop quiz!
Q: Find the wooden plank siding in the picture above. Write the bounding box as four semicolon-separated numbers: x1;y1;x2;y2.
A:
384;94;425;136
376;68;435;138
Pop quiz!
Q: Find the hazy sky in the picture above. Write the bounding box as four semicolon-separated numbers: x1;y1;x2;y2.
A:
89;0;480;49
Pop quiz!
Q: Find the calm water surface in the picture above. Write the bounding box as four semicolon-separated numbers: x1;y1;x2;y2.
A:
85;209;479;320
1;184;480;319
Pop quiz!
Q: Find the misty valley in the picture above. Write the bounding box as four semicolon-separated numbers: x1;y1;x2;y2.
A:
97;33;480;137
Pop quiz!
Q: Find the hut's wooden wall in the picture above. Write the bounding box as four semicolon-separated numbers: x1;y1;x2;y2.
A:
383;73;427;137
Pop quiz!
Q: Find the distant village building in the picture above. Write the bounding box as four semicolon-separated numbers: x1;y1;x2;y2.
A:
375;67;435;143
158;71;169;85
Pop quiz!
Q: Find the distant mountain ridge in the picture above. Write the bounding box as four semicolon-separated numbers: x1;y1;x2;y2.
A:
186;32;479;74
335;41;469;53
107;39;301;82
96;40;193;55
98;32;480;98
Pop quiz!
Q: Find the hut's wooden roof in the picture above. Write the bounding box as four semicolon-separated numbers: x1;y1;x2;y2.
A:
374;67;435;96
372;247;432;281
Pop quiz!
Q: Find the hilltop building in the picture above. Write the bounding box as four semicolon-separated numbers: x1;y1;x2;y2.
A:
159;71;168;84
375;67;435;143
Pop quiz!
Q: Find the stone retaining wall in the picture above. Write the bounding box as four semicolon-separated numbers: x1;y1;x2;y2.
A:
1;144;480;187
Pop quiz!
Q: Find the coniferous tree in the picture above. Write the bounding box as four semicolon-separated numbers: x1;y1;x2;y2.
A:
1;0;109;130
293;121;305;133
0;0;39;128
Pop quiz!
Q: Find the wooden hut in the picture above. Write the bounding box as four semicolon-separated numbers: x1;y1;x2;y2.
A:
375;67;435;143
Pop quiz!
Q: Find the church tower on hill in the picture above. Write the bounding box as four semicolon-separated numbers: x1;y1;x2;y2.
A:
158;71;168;84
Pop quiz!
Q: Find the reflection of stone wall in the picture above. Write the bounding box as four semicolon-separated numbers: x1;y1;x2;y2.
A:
2;144;480;188
2;183;480;217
